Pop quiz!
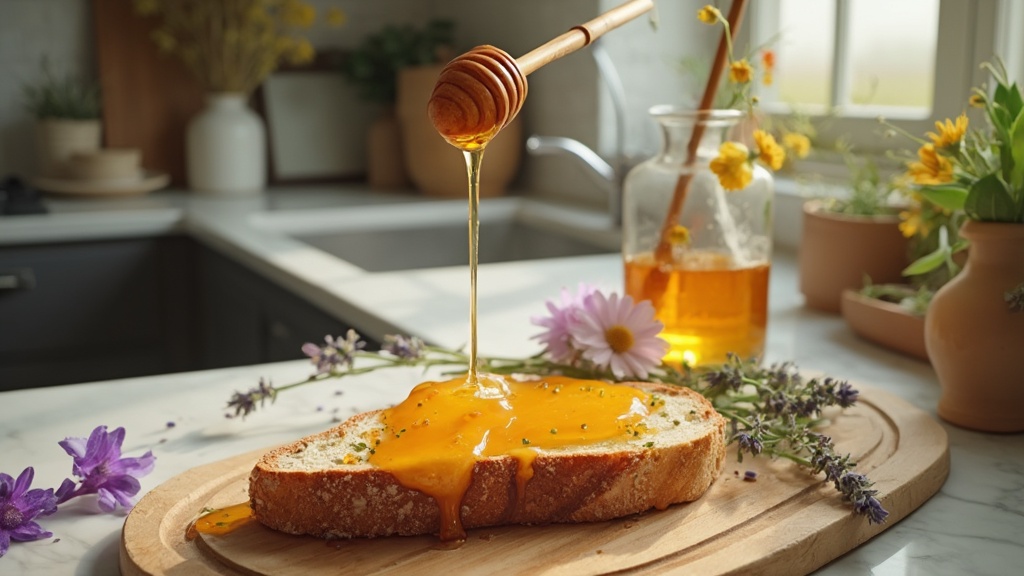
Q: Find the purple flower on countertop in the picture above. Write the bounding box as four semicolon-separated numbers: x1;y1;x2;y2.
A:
570;291;669;379
55;426;155;513
531;283;598;363
303;329;366;374
0;468;58;558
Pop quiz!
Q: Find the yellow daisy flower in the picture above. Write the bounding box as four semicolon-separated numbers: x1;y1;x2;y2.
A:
783;133;811;159
927;114;968;149
898;208;925;238
668;225;691;245
710;141;754;191
280;0;316;28
753;130;786;170
729;59;753;84
133;0;158;16
907;144;953;185
150;28;176;53
325;7;346;27
697;5;722;24
286;37;316;65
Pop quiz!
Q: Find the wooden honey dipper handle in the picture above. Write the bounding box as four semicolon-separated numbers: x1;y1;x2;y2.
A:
516;0;655;75
429;0;653;147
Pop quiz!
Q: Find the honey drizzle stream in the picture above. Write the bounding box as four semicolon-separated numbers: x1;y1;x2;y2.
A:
464;148;484;386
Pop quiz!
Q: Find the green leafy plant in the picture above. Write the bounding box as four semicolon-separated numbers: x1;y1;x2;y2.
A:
819;146;901;217
858;279;933;317
891;60;1024;279
340;19;455;104
22;60;101;120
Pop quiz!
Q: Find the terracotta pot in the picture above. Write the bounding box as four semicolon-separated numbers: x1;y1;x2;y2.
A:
841;288;928;362
926;220;1024;432
799;200;911;313
366;107;410;190
396;65;521;197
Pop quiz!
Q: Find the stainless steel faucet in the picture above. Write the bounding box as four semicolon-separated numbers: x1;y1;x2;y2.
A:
526;39;628;226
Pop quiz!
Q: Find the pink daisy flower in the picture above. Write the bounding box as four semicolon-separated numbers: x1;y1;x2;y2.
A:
569;291;668;379
531;283;597;363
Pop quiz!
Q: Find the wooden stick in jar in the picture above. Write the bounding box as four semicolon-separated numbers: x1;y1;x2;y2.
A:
650;0;748;265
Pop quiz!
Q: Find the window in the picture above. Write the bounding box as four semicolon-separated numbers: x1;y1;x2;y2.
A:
746;0;1001;157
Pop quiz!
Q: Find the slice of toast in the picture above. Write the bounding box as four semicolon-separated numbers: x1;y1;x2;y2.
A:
249;381;727;539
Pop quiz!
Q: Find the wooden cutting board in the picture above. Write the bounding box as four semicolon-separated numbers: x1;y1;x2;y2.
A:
120;384;949;575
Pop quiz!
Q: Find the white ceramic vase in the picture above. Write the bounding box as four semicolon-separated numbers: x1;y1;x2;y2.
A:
187;93;266;195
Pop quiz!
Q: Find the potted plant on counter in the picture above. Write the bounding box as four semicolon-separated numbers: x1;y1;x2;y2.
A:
340;19;454;190
799;147;911;313
889;60;1024;432
840;185;966;362
22;60;102;179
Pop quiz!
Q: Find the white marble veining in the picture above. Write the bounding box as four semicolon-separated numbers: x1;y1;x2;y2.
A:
1;189;1022;575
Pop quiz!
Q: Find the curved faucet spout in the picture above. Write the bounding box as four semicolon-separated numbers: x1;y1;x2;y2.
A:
526;135;616;185
526;39;627;226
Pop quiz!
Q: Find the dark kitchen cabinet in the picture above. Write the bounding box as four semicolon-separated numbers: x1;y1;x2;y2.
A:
1;236;370;391
0;236;198;391
196;246;367;369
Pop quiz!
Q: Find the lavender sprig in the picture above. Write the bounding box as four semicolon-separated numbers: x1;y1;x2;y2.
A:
689;353;888;524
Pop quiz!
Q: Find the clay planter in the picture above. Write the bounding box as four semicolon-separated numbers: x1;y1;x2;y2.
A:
366;107;410;190
926;220;1024;433
841;288;928;362
396;65;521;197
35;119;102;178
799;200;911;313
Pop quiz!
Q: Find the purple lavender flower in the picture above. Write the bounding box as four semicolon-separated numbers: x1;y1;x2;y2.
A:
303;329;366;374
835;380;859;407
381;334;425;360
0;467;58;557
226;377;276;418
55;426;155;513
735;432;764;456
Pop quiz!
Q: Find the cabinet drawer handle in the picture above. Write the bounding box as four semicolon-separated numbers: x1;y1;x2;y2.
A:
0;268;36;291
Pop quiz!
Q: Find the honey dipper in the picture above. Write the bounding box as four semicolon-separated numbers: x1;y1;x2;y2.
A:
428;0;654;149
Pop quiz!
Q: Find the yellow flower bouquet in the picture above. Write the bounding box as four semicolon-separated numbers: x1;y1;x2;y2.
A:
133;0;342;94
695;5;811;190
894;61;1024;277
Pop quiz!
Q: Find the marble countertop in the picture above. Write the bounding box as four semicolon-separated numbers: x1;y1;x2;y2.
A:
1;189;1022;575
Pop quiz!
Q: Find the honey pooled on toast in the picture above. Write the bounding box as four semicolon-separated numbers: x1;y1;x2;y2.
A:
367;374;654;541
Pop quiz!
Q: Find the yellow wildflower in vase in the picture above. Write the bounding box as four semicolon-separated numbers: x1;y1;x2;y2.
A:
133;0;330;94
623;107;775;368
132;0;341;196
620;8;789;368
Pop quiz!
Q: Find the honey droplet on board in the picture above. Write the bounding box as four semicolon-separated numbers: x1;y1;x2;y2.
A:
191;502;254;537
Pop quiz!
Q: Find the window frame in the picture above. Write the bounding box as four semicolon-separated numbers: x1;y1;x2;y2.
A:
744;0;1000;168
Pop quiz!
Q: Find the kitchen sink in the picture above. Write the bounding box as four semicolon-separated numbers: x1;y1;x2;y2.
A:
249;197;620;272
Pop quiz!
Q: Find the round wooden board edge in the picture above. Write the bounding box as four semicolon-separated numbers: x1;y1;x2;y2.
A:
119;383;950;576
